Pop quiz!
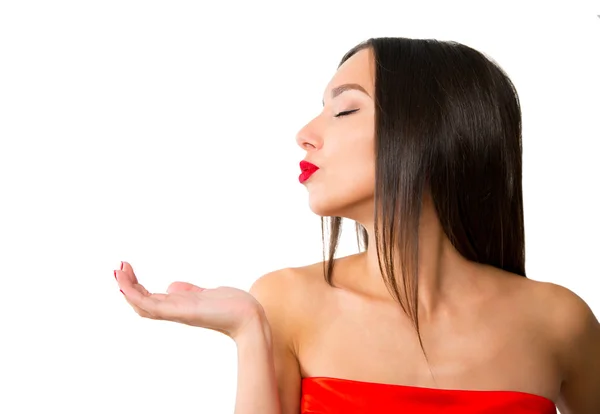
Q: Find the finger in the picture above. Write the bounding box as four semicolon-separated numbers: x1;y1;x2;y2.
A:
117;279;156;318
167;281;206;294
127;279;169;302
115;270;151;295
115;268;136;286
123;297;156;319
120;261;138;283
115;271;168;319
123;291;168;319
119;281;176;320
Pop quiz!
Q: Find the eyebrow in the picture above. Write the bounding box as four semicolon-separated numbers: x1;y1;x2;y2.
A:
322;83;370;106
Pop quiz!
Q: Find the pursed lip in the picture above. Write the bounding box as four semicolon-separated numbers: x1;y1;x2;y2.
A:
299;160;319;184
300;160;319;172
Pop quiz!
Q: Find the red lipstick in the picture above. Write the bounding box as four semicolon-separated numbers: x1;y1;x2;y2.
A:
299;160;319;183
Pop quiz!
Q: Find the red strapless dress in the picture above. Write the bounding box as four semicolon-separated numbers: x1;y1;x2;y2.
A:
301;377;556;414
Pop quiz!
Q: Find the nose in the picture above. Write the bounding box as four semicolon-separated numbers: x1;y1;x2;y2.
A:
295;122;322;152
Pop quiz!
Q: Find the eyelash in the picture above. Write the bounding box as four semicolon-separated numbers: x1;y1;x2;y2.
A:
334;109;360;118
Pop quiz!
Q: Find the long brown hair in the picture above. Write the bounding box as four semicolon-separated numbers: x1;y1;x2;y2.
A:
321;37;526;360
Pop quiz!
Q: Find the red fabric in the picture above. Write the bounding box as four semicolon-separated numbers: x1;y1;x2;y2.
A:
301;377;556;414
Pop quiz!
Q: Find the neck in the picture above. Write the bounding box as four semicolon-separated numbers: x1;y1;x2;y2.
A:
354;196;482;320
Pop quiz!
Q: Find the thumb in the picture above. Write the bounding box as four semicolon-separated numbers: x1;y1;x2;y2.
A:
167;281;206;294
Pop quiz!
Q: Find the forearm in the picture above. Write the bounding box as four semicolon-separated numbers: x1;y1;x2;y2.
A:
233;313;281;414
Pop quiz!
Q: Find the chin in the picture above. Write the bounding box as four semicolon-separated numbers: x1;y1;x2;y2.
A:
308;194;373;220
307;194;344;217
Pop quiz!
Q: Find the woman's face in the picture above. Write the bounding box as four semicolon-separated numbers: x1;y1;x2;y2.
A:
296;48;376;222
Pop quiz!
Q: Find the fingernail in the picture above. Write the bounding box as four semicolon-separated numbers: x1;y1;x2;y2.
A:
120;289;125;295
120;261;123;270
114;270;117;280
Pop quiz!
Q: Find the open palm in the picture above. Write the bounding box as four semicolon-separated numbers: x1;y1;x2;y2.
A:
115;261;263;340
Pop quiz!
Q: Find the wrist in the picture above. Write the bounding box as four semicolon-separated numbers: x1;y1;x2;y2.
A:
234;307;272;348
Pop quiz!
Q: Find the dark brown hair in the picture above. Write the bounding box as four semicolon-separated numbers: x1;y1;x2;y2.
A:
321;37;526;359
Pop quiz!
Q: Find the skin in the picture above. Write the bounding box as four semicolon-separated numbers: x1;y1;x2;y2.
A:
117;47;600;414
250;47;600;413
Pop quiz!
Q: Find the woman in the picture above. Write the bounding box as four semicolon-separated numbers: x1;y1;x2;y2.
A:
115;37;600;414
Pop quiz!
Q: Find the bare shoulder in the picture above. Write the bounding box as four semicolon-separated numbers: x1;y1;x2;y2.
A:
249;261;325;305
248;267;303;327
247;265;324;414
248;262;327;340
490;270;598;365
522;279;600;413
526;280;598;338
512;278;597;345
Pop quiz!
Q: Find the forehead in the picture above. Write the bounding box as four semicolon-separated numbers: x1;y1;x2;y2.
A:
324;47;375;97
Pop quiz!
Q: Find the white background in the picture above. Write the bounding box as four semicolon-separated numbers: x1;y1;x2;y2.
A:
1;1;599;413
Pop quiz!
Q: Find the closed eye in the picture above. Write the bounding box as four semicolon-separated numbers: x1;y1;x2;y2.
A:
334;109;360;118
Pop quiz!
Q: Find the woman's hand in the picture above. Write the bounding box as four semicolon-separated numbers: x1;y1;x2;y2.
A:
115;261;266;342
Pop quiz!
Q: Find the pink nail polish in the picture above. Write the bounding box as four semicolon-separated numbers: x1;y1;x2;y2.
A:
114;270;117;280
120;261;123;270
120;289;125;295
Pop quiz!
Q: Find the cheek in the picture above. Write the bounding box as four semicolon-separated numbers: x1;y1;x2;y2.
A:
307;168;375;217
330;153;374;190
306;140;375;216
333;130;375;188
